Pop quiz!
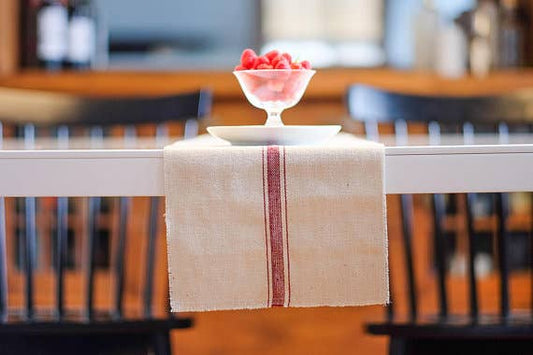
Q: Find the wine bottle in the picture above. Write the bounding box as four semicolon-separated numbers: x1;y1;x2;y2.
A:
499;0;526;68
20;0;40;68
36;0;69;71
67;0;96;70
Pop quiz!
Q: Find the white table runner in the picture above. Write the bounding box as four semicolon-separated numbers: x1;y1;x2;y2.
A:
163;134;389;312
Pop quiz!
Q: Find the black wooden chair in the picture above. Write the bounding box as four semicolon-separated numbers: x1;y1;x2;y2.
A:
0;87;212;354
347;84;533;355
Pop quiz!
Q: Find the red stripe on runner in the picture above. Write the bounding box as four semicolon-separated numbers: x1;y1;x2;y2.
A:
283;146;291;306
261;147;271;307
267;146;285;307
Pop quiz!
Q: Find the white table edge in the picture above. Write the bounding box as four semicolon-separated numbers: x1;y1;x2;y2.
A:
0;144;531;196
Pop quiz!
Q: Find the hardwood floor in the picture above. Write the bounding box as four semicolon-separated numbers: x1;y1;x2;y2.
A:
173;306;387;355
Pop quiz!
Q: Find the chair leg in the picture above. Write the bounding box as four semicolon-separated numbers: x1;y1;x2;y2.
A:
152;331;171;355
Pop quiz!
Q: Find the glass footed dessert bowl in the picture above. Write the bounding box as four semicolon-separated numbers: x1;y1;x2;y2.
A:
234;69;315;127
207;69;341;146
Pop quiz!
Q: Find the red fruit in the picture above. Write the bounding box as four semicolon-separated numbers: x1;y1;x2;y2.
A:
240;48;257;69
301;60;311;69
242;76;260;92
241;48;256;59
281;52;292;63
270;55;282;67
252;86;272;101
282;74;301;98
256;63;273;69
267;79;284;92
274;59;290;69
290;62;303;69
234;65;247;71
264;50;280;62
253;56;270;69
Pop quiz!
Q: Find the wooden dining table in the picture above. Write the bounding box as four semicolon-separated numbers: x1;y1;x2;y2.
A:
0;133;532;354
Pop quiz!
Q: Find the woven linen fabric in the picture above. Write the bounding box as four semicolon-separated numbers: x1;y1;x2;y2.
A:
163;133;388;312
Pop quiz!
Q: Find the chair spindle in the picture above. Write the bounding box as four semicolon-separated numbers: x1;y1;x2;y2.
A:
86;126;103;320
400;194;417;321
144;124;173;317
364;121;379;142
495;193;510;320
497;122;511;320
114;125;135;318
56;126;69;319
429;122;448;319
394;120;418;320
143;196;159;318
463;122;479;321
184;119;199;139
23;124;37;320
465;192;479;321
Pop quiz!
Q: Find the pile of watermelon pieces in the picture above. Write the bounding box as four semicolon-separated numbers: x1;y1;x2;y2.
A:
235;49;312;71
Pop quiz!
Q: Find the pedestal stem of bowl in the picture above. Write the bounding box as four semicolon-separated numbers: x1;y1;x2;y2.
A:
264;110;284;127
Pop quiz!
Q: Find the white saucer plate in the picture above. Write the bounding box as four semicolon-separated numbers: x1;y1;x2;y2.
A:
206;125;341;146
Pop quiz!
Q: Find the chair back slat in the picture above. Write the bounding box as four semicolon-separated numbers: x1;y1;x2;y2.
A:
462;122;479;321
114;196;129;318
144;124;172;318
55;126;69;319
364;121;379;141
495;193;510;319
23;195;36;320
393;120;418;320
86;196;100;320
428;121;441;145
56;196;68;319
498;123;510;144
155;124;169;147
113;126;135;319
394;120;408;146
184;118;199;140
429;122;448;319
465;192;479;320
496;123;511;320
463;122;475;144
143;197;159;318
23;125;36;320
432;193;448;318
85;126;104;320
400;194;417;320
